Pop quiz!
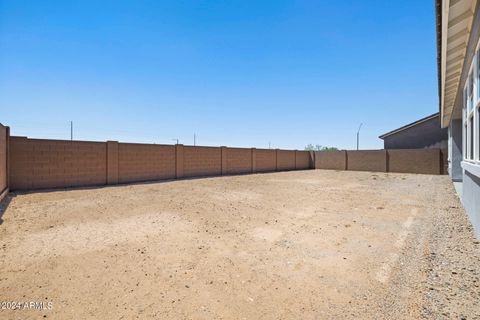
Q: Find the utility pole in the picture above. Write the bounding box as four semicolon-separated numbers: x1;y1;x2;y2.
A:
70;121;73;141
356;123;363;150
194;133;196;146
269;141;271;149
172;138;179;145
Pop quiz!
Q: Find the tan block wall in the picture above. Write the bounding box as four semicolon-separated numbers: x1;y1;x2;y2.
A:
314;148;444;175
118;143;176;183
347;150;387;172
107;141;119;185
277;150;296;170
226;147;252;174
10;137;107;190
7;135;315;191
315;151;347;170
183;146;222;177
441;148;448;175
295;151;311;169
388;149;441;175
0;125;8;197
255;149;276;172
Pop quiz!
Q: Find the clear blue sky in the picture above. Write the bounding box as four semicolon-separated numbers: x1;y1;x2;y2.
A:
0;0;437;150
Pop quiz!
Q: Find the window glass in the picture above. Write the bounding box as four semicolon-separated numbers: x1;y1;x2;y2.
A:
468;73;474;112
478;52;480;101
478;108;480;160
469;117;474;160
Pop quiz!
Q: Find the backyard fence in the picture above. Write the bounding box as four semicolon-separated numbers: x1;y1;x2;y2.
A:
0;124;9;201
0;122;448;194
8;136;313;191
315;149;448;175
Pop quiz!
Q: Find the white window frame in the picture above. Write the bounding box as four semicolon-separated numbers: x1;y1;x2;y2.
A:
462;43;480;166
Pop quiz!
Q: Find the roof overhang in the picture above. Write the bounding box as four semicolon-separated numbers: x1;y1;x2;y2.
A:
437;0;476;128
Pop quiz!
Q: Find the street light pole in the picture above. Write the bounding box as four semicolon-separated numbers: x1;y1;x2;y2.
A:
356;123;363;150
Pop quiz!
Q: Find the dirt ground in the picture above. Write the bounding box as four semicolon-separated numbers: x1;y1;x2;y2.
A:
0;170;479;319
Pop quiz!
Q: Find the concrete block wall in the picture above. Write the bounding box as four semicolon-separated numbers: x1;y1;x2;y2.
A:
388;149;441;175
6;136;313;191
118;143;176;183
315;149;445;175
441;148;448;175
226;147;253;174
9;137;107;190
183;146;222;178
315;150;347;170
295;150;312;169
107;141;119;184
255;149;277;172
277;150;296;170
347;150;388;172
0;124;8;201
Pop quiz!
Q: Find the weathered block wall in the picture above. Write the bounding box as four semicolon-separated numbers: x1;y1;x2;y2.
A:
347;150;387;172
226;147;252;174
183;146;222;177
255;149;276;172
315;150;347;170
277;150;296;170
388;149;441;175
9;137;107;190
441;148;448;175
7;135;314;191
295;151;311;169
118;143;176;183
315;149;445;175
0;124;8;200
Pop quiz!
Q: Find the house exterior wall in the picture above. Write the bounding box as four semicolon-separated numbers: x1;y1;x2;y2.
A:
463;170;480;238
383;116;448;149
450;119;464;181
442;0;480;238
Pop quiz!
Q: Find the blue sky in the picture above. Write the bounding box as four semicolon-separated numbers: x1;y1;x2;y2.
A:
0;0;437;150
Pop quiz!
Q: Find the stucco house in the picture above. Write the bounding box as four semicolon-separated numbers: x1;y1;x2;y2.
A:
436;0;480;236
379;113;448;149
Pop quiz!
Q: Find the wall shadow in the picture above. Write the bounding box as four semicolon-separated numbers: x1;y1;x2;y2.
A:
10;169;313;196
0;193;14;225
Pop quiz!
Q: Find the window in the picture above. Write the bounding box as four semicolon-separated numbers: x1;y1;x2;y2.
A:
468;73;474;113
464;86;468;159
478;107;480;160
470;116;474;160
477;49;480;103
462;47;479;164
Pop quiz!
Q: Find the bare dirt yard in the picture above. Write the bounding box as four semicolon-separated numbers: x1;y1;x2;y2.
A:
0;170;479;319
